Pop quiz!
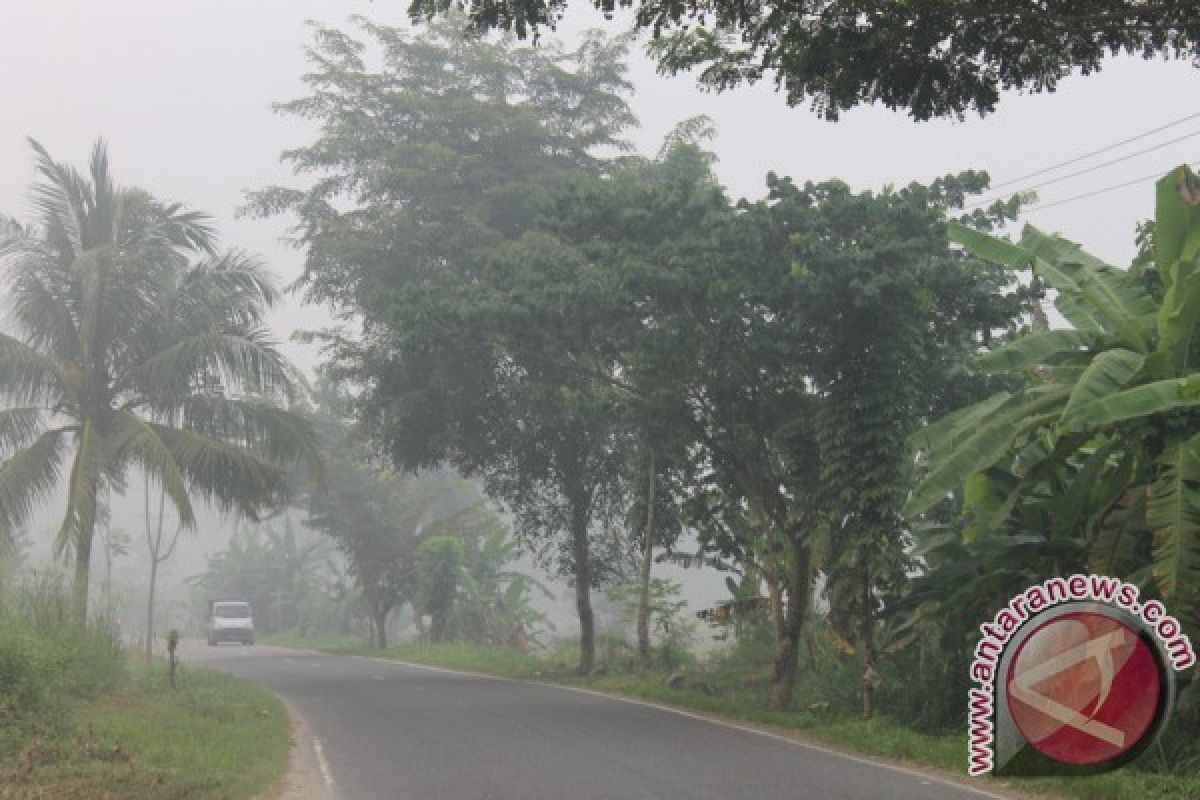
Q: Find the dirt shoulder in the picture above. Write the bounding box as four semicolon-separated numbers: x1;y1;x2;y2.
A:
271;701;334;800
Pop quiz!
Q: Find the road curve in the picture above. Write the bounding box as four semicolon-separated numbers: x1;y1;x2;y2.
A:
182;641;1000;800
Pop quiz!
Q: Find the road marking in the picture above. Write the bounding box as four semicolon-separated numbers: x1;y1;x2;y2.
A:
312;735;335;792
370;674;386;681
350;653;1010;800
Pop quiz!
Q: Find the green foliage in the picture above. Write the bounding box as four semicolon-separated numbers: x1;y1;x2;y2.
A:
251;17;640;670
301;391;505;646
605;578;695;668
416;536;466;642
189;517;340;635
911;164;1200;677
457;528;556;647
254;14;1036;698
408;0;1200;120
0;574;125;755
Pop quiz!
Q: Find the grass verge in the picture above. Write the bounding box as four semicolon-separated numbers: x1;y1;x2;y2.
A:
2;665;290;800
268;634;1200;800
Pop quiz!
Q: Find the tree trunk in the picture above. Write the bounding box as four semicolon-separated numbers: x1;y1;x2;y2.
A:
145;558;159;661
767;540;811;710
636;453;657;672
570;496;595;674
375;606;389;650
861;549;876;718
144;481;170;661
103;543;113;615
765;568;785;650
72;512;96;625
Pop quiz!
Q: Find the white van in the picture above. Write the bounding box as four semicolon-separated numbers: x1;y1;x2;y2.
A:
205;599;255;645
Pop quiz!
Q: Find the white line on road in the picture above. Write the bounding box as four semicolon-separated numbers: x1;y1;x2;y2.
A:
312;735;335;792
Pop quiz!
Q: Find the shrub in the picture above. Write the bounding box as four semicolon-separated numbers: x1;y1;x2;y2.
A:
0;574;125;724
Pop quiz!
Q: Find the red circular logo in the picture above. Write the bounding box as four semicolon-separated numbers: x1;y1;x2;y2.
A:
1006;612;1161;765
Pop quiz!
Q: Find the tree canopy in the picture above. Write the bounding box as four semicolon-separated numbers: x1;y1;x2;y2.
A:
408;0;1200;119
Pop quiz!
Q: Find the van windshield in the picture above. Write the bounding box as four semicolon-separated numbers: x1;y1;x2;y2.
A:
214;603;251;619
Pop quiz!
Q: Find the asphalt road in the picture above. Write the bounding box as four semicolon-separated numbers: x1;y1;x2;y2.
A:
183;641;1002;800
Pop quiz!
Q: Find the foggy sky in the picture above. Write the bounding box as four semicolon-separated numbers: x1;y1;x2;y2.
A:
3;2;1198;376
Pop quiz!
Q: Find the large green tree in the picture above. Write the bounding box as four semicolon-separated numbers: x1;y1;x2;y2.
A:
250;17;637;672
763;172;1032;714
496;130;1030;709
410;0;1200;119
0;140;320;622
530;139;820;705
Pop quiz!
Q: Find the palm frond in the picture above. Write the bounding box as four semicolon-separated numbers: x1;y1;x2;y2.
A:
148;423;292;518
85;139;119;249
27;137;89;258
176;251;280;327
168;395;323;480
132;327;296;402
7;270;80;362
0;332;70;407
0;428;68;536
0;408;48;455
108;411;196;530
146;202;217;255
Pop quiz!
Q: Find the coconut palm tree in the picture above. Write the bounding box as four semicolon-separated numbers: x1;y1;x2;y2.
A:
0;138;320;622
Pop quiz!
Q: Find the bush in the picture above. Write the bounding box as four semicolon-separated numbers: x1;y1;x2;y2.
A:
0;574;125;728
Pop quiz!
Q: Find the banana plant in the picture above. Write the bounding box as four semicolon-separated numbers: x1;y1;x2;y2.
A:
907;165;1200;631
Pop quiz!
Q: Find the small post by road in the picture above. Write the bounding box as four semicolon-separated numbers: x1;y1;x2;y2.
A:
167;629;180;689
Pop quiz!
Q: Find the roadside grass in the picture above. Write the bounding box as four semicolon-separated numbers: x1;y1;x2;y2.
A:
3;664;290;800
2;579;290;800
261;629;365;653
263;632;543;675
273;634;1200;800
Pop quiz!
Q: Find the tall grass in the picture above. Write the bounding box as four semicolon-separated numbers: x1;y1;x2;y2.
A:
0;573;126;754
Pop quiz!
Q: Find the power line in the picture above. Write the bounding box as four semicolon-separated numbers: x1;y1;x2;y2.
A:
1018;163;1200;214
967;128;1200;209
987;110;1200;191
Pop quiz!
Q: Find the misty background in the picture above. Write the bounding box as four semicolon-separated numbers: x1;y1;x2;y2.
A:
2;0;1197;640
